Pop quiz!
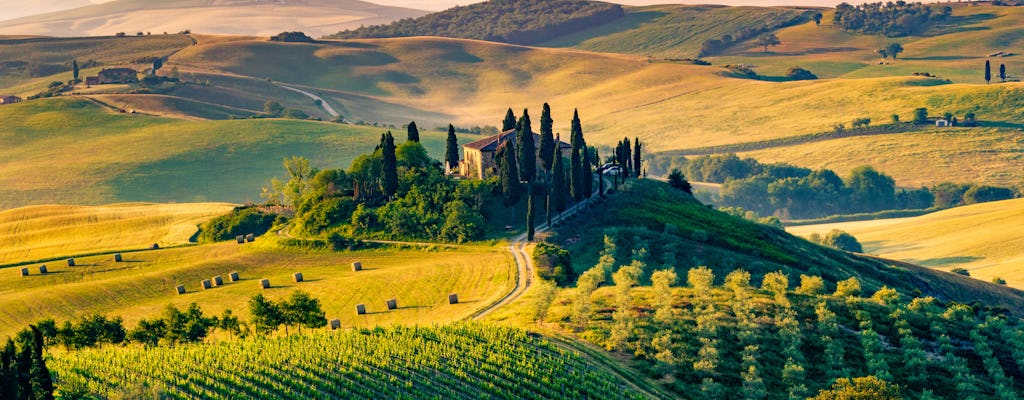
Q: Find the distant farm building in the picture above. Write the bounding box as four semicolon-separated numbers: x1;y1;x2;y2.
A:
458;129;571;180
0;95;21;105
85;68;139;85
936;119;950;127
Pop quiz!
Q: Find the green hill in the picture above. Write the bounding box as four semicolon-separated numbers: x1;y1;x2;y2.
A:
51;323;646;399
0;97;457;208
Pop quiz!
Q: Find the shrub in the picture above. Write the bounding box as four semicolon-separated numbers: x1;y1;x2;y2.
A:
270;31;314;42
834;277;862;298
200;208;276;243
796;274;825;295
298;197;357;234
951;268;970;276
962;185;1015;204
533;243;573;286
814;229;863;253
786;66;817;80
992;276;1006;285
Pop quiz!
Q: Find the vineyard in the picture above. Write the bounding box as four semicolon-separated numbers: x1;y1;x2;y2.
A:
50;323;646;399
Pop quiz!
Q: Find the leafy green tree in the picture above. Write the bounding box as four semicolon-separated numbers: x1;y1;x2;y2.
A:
382;131;398;198
886;42;903;60
440;200;485;243
128;318;166;346
498;143;520;207
406;121;420;142
249;294;283;336
688;266;715;291
834;277;862;298
912;107;928;124
759;33;781;53
280;291;326;333
516;109;536;182
847;166;896;213
502;108;516;132
985;60;992;84
810;376;901;400
796;274;825;295
445;124;459;172
539;103;555;172
668;169;692;193
263;100;284;117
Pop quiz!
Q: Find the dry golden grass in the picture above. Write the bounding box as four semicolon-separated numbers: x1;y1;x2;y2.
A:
787;198;1024;289
0;202;234;264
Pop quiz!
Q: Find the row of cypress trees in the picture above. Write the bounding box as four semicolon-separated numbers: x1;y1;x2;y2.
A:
1;326;54;400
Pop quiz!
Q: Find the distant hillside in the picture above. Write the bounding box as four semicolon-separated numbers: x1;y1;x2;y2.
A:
0;0;91;22
0;0;429;37
544;4;815;58
327;0;626;45
789;198;1024;289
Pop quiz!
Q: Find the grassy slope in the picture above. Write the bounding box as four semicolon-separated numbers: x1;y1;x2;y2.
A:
543;4;812;58
787;198;1024;289
545;180;1024;313
0;97;458;208
0;202;233;265
0;235;512;338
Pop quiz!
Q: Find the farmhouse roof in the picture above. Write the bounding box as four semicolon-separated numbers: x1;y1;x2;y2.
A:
99;68;137;74
463;129;572;152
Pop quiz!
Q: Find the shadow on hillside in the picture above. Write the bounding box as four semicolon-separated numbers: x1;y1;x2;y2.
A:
544;11;667;47
909;256;984;267
926;13;997;36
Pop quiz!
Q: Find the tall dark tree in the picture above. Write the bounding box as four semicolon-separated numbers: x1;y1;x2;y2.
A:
814;12;823;27
502;108;517;132
759;33;781;53
633;137;642;178
407;121;420;142
551;146;567;212
0;339;15;399
538;103;555;172
445;124;460;172
27;326;53;400
526;193;535;241
569;109;586;201
516;109;536;182
382;131;398;198
582;144;592;198
153;58;163;74
886;42;903;60
999;63;1006;82
668;169;692;193
72;60;79;81
498;143;520;207
985;60;992;84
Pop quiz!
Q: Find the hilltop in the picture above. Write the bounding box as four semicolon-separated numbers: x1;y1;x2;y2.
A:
0;0;428;37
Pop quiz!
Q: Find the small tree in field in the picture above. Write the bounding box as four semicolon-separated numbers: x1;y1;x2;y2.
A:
985;60;992;84
886;43;903;60
999;64;1006;82
759;33;781;53
912;108;928;124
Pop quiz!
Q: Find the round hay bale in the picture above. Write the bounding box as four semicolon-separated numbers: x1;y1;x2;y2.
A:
151;243;160;250
201;279;212;289
293;273;304;283
20;268;29;277
386;298;397;310
355;304;366;315
236;235;245;244
329;319;341;330
38;265;47;274
114;253;123;262
246;234;255;243
229;272;240;282
351;262;362;271
448;293;459;304
212;276;224;286
259;279;270;289
67;258;76;267
175;285;186;295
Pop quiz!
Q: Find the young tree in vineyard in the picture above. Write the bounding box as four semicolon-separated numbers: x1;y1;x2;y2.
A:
651;269;677;323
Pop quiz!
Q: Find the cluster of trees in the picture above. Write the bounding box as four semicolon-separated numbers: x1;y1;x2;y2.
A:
808;229;864;253
270;31;314;42
652;153;1016;219
329;0;624;45
199;206;277;243
262;100;309;119
985;60;1010;84
833;2;952;36
532;242;574;285
0;327;53;399
696;11;815;57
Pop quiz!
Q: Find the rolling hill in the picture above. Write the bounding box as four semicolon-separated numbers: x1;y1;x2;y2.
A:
0;0;429;38
787;198;1024;289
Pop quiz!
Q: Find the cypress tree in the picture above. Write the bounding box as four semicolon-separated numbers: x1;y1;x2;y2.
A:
15;333;31;400
569;109;585;201
445;124;460;172
622;138;632;178
526;193;535;241
516;109;536;182
382;131;398;198
551;146;567;212
582;145;592;198
0;339;15;400
498;143;520;207
407;121;420;142
72;60;79;81
539;103;555;172
1000;64;1006;82
502;108;517;132
28;327;53;400
985;60;991;84
633;138;642;178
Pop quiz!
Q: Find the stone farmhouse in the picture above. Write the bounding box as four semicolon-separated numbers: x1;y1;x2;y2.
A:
458;129;571;180
0;95;21;105
85;68;139;85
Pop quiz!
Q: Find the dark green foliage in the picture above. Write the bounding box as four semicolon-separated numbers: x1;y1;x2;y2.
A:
833;2;948;36
128;319;166;347
667;169;692;194
42;314;126;350
582;144;593;198
382;131;398;198
885;42;903;60
263;100;284;117
280;291;327;333
297;197;357;234
698;11;812;57
440;200;486;243
810;376;902;400
912;107;928;124
758;33;781;52
282;108;308;119
632;138;641;178
270;31;314;42
516;109;536;182
786;66;817;80
526;194;536;241
445;124;460;171
152;58;163;74
533;243;574;286
502;108;517;132
328;0;625;45
249;294;284;336
161;303;217;345
846;166;896;213
200;207;276;243
551;147;568;212
0;327;54;400
986;60;992;84
406;121;420;142
962;185;1015;204
71;59;79;80
539;103;555;172
1000;63;1007;82
952;268;970;276
498;142;521;207
569;110;586;201
809;229;864;253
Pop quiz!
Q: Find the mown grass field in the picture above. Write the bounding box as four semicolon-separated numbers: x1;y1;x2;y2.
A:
787;198;1024;289
0;202;233;265
0;97;460;208
0;234;513;338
